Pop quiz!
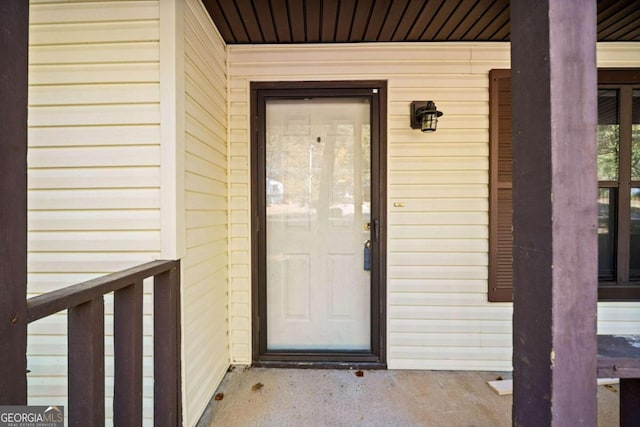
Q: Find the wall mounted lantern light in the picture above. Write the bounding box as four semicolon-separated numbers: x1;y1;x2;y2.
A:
410;101;443;132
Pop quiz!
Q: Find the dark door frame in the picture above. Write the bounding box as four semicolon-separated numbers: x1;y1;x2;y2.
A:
250;80;387;368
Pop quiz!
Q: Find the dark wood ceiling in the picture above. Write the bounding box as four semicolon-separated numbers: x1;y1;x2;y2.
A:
202;0;640;44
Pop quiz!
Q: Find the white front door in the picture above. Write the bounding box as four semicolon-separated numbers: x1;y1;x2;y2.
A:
265;97;372;351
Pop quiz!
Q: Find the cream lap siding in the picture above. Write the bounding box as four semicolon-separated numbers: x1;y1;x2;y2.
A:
388;66;495;371
227;42;640;370
228;79;251;363
183;0;229;425
27;0;161;424
227;43;508;369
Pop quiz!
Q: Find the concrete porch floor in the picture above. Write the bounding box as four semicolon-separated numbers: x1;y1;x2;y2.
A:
197;368;620;426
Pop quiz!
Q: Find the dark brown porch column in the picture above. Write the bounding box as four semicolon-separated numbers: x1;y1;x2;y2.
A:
511;1;598;425
0;0;29;404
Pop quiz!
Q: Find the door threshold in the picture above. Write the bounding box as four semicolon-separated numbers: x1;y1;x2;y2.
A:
252;360;386;370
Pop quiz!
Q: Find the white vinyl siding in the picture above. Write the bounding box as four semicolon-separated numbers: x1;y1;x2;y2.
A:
27;0;161;424
227;42;640;370
27;2;230;425
227;43;503;368
182;0;229;425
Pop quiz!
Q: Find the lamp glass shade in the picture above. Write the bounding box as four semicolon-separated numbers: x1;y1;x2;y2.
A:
421;113;438;132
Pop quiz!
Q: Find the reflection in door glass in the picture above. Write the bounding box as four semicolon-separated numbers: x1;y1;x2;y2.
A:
265;97;372;351
631;188;640;280
265;99;371;229
631;89;640;181
598;188;616;281
633;90;640;180
598;89;619;181
633;91;640;280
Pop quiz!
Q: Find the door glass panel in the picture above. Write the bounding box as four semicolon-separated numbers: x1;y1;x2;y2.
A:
265;97;371;351
598;89;619;181
631;188;640;280
598;188;616;281
632;90;640;180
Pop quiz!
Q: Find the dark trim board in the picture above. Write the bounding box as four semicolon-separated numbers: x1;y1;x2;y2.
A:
0;0;29;404
250;80;387;367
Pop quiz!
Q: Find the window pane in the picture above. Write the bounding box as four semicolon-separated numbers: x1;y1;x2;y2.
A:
631;188;640;280
598;188;617;281
598;89;619;181
632;90;640;180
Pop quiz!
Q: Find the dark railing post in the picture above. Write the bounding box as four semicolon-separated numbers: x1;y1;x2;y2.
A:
68;297;105;427
154;264;181;427
114;281;143;426
0;0;29;405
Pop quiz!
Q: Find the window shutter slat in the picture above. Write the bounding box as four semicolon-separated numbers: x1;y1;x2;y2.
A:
494;188;513;299
489;69;513;302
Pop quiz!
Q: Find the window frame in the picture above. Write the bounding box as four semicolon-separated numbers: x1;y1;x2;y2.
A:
489;68;640;302
598;79;640;299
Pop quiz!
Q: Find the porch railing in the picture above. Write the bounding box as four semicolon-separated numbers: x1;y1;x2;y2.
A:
26;260;181;427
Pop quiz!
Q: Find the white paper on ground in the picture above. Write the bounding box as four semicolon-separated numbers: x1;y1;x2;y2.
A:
487;378;619;396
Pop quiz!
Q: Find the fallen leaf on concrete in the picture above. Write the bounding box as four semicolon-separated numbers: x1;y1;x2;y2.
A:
214;393;224;401
252;382;264;391
604;385;617;393
355;370;364;377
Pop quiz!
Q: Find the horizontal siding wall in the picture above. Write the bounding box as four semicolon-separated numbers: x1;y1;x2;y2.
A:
27;0;161;424
227;42;507;369
227;42;640;370
182;0;229;425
